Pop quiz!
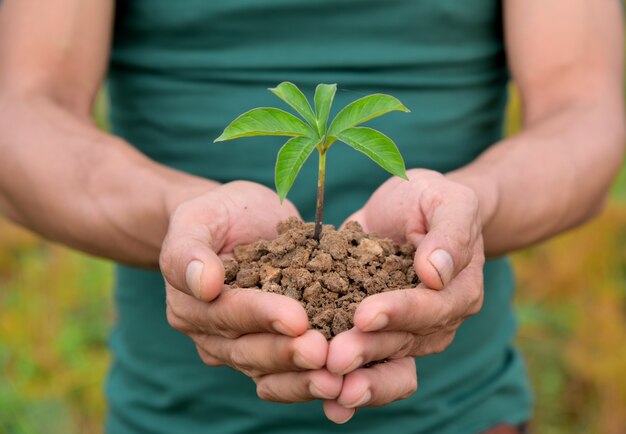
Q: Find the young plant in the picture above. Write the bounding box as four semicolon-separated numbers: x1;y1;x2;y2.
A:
215;82;409;240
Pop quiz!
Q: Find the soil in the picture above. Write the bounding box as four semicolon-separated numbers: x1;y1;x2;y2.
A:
222;217;419;339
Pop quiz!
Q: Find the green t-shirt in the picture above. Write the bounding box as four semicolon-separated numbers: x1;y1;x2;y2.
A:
106;1;532;432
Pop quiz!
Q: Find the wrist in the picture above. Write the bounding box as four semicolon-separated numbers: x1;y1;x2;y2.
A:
86;145;219;265
403;168;498;229
445;169;500;231
162;173;221;218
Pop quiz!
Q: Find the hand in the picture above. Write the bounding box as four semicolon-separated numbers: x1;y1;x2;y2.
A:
322;170;485;423
160;181;342;404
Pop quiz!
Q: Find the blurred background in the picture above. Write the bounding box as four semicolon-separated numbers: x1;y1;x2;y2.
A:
1;85;626;434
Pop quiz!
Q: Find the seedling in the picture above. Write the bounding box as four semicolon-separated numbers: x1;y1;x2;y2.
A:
215;82;409;240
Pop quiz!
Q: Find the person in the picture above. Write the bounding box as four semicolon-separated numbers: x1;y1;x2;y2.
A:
0;1;623;433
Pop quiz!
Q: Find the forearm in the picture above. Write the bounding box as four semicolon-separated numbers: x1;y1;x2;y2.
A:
0;93;218;266
448;98;625;256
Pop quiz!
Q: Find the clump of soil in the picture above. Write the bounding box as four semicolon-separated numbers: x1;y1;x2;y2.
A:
223;217;419;339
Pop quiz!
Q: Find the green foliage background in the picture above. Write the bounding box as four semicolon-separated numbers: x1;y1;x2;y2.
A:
1;88;625;434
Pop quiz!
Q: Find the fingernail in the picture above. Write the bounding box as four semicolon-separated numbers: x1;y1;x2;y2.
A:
345;390;371;408
362;314;389;332
428;249;454;287
271;320;292;336
309;383;335;400
334;409;356;424
186;260;203;298
293;353;316;370
340;356;364;375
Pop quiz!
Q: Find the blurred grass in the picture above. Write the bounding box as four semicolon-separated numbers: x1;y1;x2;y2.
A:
1;87;625;434
506;87;626;434
0;232;112;434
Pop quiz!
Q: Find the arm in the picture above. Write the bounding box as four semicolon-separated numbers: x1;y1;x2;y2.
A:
323;0;624;422
0;0;218;267
448;0;625;256
0;0;340;409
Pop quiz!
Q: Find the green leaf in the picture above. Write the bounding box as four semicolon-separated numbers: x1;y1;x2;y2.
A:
337;127;408;180
214;108;316;142
313;83;337;137
328;94;409;138
268;82;318;130
275;136;321;202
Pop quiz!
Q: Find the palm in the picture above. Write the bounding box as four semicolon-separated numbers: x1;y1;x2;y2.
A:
204;181;300;254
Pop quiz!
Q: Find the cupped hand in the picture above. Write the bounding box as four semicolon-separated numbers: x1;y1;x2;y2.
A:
160;181;342;404
323;170;486;423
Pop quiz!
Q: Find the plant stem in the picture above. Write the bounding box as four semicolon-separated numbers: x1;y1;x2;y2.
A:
313;149;327;241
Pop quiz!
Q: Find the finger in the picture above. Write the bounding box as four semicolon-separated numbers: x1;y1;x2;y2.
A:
214;181;302;253
336;329;457;359
326;328;414;375
193;330;328;376
166;285;309;338
340;209;369;232
407;330;457;357
160;199;229;301
255;369;343;403
411;184;482;289
353;283;482;334
195;344;224;367
165;301;200;334
323;400;356;424
337;357;417;408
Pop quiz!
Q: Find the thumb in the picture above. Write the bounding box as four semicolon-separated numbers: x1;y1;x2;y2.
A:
413;242;455;291
340;209;369;232
410;201;479;290
159;201;228;302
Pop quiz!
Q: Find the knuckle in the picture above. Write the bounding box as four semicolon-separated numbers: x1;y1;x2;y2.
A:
402;374;418;399
421;336;447;355
239;367;261;378
218;326;243;340
229;345;250;369
451;182;479;209
165;287;179;309
203;357;223;367
429;301;452;333
396;332;416;357
255;380;277;402
445;332;456;347
449;235;474;269
211;315;243;339
472;280;484;299
409;335;428;357
226;330;243;339
255;382;271;401
467;298;483;317
431;332;456;354
165;306;187;332
430;342;447;355
159;248;174;282
452;225;473;249
419;182;444;211
196;345;222;367
465;286;484;317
